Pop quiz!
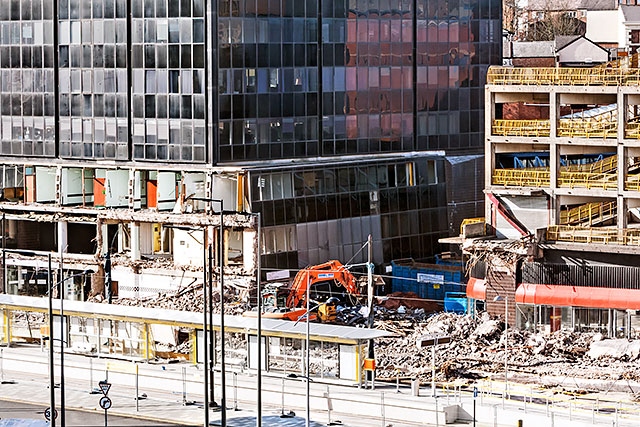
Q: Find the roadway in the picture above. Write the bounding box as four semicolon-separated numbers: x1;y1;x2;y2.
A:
0;400;186;426
1;343;639;427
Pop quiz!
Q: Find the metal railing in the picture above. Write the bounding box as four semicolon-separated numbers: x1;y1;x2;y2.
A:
626;175;640;191
547;225;640;246
561;154;617;174
557;119;618;138
560;201;617;226
557;172;618;190
492;168;550;187
460;217;485;234
625;122;640;139
491;119;550;137
487;66;640;86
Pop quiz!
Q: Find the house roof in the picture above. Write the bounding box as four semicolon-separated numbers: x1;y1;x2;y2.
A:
511;41;556;58
527;0;616;11
555;35;609;53
555;35;582;50
621;5;640;22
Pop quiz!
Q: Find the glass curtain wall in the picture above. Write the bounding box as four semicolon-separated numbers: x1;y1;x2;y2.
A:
0;0;56;156
253;157;448;269
217;0;501;162
59;0;129;159
131;0;207;162
0;0;499;162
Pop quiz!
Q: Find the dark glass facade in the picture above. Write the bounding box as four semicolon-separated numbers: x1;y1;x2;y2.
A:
217;0;501;162
0;0;499;162
0;0;499;270
252;157;449;268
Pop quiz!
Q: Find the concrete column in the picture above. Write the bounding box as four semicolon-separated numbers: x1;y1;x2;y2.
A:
484;88;494;191
243;228;258;272
100;223;109;254
549;91;558;192
618;91;626;231
57;221;68;254
618;91;625;142
549;90;557;138
117;224;125;253
130;222;141;261
618;195;626;230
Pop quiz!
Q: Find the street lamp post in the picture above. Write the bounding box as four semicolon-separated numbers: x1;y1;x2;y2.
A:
493;295;508;393
47;254;55;427
305;271;310;427
189;197;226;424
202;234;210;427
48;260;94;427
254;212;262;427
291;272;316;427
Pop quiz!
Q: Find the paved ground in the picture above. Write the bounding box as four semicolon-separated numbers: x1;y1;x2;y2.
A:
0;400;185;426
1;343;640;427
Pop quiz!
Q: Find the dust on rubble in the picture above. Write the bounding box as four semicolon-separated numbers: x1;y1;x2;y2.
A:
19;283;640;393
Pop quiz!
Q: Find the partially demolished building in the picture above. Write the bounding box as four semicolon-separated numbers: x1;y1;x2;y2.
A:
0;0;500;301
466;60;640;337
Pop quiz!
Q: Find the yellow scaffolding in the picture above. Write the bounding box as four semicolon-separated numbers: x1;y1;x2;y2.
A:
487;66;639;86
492;169;550;187
560;201;616;226
557;171;618;190
547;225;640;246
491;120;550;137
557;119;617;139
560;155;617;174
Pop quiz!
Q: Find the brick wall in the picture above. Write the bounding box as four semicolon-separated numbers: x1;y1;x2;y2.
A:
485;259;517;327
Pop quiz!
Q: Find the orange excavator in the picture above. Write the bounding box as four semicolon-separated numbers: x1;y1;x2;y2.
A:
286;260;361;309
246;260;363;322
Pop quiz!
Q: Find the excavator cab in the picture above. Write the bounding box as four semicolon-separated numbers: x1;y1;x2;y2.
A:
317;297;340;323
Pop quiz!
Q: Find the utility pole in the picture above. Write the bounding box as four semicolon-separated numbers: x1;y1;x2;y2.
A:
366;234;375;387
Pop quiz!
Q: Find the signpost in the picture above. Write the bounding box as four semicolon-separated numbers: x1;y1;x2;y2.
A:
44;407;58;422
473;386;478;427
416;335;451;397
98;380;112;427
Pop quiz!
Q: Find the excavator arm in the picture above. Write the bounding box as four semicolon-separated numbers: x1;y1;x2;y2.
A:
286;260;360;308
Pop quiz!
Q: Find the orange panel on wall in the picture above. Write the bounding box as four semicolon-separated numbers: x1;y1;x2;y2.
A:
25;175;36;203
94;178;106;207
147;180;158;208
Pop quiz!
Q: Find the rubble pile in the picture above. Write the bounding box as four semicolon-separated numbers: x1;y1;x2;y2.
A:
82;285;640;392
93;282;250;315
374;311;640;391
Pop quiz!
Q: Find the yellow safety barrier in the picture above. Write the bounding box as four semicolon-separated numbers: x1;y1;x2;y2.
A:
557;119;617;139
626;175;640;191
487;66;640;86
557;172;618;190
491;120;550;137
560;155;617;174
560;201;616;226
625;122;640;139
492;169;550;187
547;226;640;246
460;217;485;234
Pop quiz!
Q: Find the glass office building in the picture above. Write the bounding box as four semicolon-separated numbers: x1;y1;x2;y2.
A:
0;0;500;270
